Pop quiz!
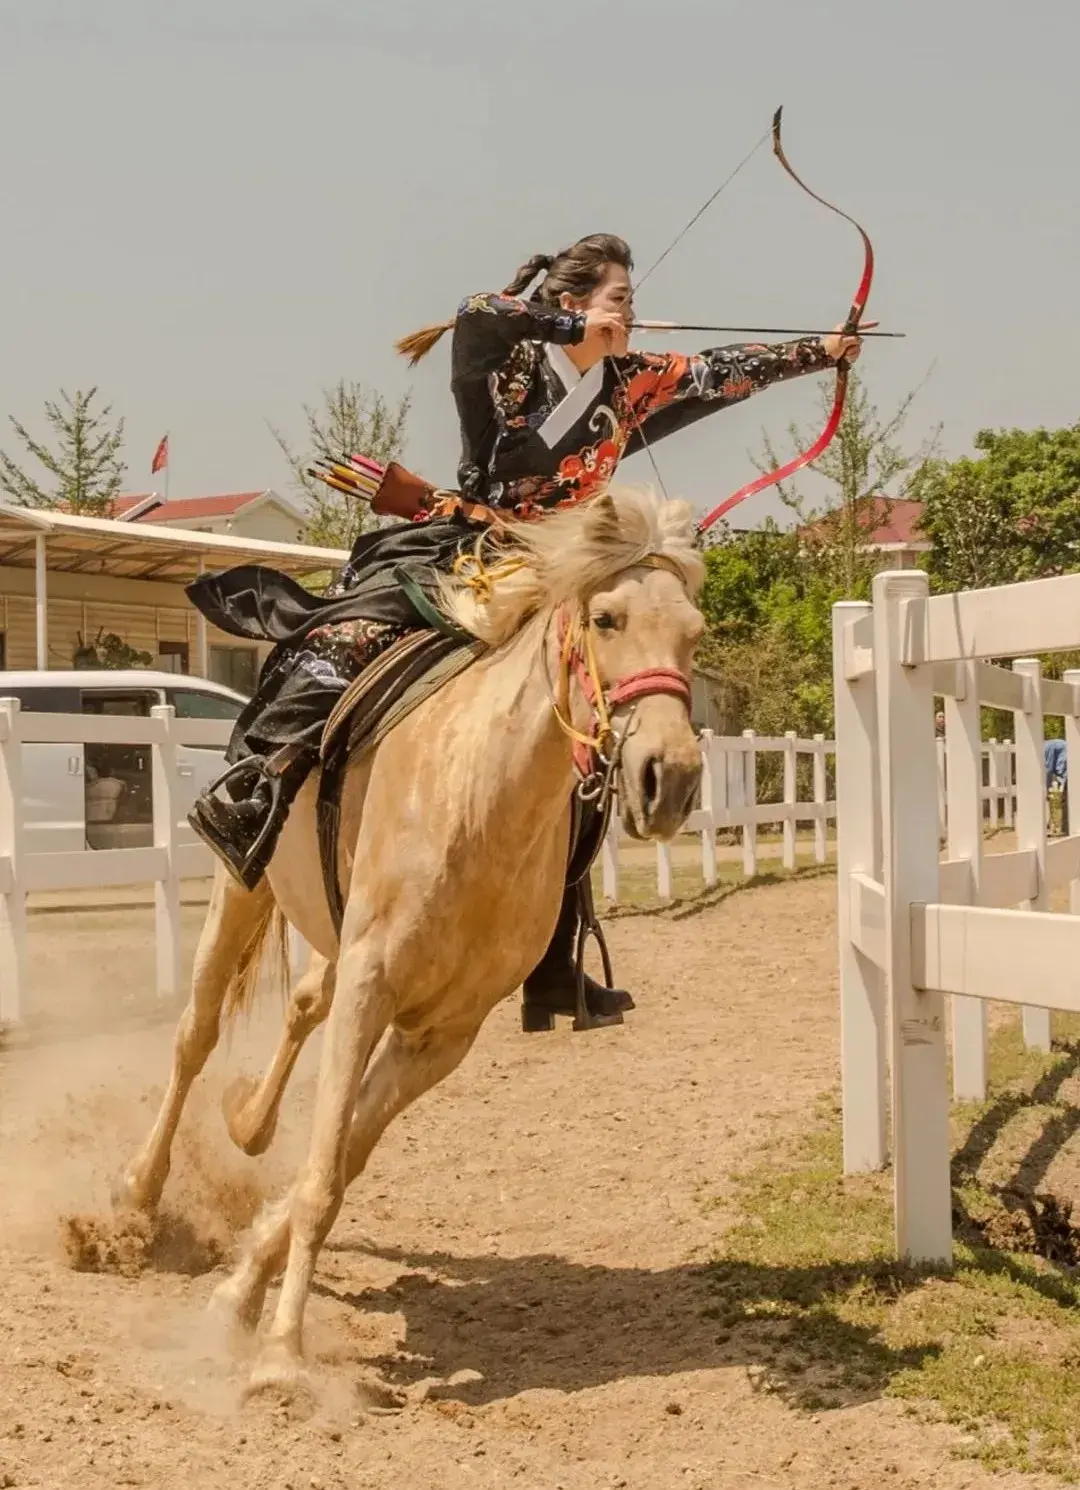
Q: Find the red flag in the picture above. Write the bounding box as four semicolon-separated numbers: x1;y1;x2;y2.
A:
151;434;169;474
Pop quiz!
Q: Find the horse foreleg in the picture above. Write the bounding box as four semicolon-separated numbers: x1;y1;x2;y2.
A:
223;951;335;1157
117;868;275;1213
234;936;386;1387
212;1016;477;1352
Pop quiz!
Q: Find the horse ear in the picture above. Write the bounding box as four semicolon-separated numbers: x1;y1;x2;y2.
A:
584;492;619;543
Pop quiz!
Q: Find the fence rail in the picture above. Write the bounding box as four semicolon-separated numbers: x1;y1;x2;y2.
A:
601;729;836;902
0;698;838;1020
833;569;1080;1267
0;698;227;1023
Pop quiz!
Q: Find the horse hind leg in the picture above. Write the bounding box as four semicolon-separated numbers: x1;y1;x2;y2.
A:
223;951;335;1157
211;1017;477;1352
117;866;281;1214
231;938;390;1388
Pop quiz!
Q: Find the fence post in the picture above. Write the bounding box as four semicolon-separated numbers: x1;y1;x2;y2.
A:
1064;670;1080;913
716;742;731;826
151;705;183;1000
699;729;718;888
655;841;673;901
987;738;1000;829
813;734;827;864
832;601;887;1175
742;730;757;878
601;811;619;904
873;570;951;1264
0;699;28;1024
1013;658;1050;1052
782;731;798;871
946;661;988;1101
1004;743;1015;828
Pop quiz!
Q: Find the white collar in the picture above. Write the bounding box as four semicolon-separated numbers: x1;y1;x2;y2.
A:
546;341;583;393
539;343;604;449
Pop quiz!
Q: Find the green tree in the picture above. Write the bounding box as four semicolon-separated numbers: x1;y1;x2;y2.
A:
698;521;804;644
694;372;938;746
750;367;941;592
697;526;854;741
271;379;411;550
916;424;1080;591
0;387;126;515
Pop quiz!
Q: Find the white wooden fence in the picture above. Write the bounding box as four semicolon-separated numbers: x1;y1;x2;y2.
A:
936;738;1017;834
834;569;1080;1266
601;728;835;902
0;698;227;1024
0;697;836;1021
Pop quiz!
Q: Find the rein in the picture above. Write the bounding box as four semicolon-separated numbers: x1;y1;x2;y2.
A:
552;554;693;787
452;539;693;794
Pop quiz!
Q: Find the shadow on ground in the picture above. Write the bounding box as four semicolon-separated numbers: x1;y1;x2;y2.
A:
316;1241;938;1411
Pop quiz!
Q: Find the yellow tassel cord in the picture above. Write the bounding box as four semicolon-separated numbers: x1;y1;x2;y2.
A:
450;535;610;761
452;540;685;766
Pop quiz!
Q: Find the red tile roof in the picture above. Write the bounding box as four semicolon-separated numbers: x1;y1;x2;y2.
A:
798;497;926;548
114;491;269;521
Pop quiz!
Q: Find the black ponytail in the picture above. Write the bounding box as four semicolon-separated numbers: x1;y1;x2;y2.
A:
395;236;631;366
501;252;556;298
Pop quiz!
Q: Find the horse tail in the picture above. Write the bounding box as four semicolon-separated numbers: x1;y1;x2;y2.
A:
222;892;290;1031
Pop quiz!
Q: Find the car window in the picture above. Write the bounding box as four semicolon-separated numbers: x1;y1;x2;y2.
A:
0;686;81;713
81;690;158;717
167;689;243;721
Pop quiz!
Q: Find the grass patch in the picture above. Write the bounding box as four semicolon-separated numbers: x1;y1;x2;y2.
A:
705;1021;1080;1479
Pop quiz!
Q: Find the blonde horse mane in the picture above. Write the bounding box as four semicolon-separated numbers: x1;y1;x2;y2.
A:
437;486;704;648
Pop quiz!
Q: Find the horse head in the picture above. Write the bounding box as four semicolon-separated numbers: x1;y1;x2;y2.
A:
443;484;706;842
560;491;704;840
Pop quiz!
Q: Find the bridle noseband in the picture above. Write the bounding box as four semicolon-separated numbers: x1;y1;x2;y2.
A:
553;553;694;797
453;537;695;803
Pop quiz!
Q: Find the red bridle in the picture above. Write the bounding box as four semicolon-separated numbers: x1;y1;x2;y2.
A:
555;607;693;780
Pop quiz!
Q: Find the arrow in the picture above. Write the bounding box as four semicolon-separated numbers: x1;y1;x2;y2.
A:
633;320;904;338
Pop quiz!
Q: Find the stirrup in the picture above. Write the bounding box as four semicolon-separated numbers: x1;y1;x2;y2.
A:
571;877;624;1033
200;756;286;873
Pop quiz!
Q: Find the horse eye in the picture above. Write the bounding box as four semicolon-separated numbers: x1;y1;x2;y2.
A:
592;612;617;632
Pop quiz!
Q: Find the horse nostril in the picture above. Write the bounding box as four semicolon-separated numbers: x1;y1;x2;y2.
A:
642;755;663;816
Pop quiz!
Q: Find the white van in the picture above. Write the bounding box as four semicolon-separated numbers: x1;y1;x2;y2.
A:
0;670;247;854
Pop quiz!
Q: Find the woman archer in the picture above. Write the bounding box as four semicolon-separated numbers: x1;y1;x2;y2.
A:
187;232;864;1029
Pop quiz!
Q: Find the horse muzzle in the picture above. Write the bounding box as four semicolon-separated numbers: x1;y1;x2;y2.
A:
617;698;702;841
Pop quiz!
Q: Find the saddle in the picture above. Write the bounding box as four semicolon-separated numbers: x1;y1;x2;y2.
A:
316;626;485;934
313;622;618;1031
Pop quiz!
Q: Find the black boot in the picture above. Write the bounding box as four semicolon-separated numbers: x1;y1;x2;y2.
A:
521;878;634;1033
188;755;309;891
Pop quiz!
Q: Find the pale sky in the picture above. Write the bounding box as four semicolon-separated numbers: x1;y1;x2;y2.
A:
1;0;1078;528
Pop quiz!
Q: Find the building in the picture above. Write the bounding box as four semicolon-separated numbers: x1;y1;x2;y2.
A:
0;503;347;695
113;489;306;545
797;496;929;570
1;494;739;727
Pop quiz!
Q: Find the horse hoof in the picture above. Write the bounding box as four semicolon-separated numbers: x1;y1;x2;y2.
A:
222;1076;276;1157
110;1171;156;1216
207;1280;262;1341
244;1342;312;1401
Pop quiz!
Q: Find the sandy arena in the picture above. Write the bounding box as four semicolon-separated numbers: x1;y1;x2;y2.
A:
0;876;1051;1490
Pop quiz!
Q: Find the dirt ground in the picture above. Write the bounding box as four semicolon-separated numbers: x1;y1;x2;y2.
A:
0;877;1056;1490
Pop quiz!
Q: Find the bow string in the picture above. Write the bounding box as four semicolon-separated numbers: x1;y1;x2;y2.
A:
615;106;875;536
696;107;874;533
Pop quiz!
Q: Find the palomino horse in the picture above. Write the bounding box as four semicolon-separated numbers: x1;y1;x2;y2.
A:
118;486;705;1392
